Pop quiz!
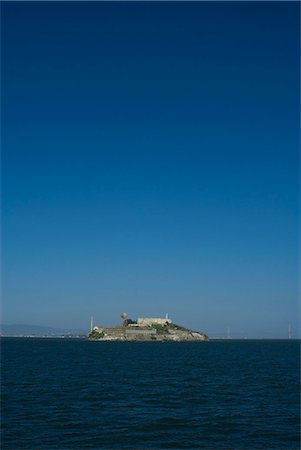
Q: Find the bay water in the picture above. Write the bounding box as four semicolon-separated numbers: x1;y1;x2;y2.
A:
2;338;300;449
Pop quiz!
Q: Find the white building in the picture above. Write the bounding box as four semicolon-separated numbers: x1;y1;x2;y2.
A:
137;314;172;326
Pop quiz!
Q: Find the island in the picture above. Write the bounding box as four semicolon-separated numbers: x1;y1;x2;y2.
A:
87;314;209;342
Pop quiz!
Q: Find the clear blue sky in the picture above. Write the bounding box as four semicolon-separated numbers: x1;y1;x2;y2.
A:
2;2;300;337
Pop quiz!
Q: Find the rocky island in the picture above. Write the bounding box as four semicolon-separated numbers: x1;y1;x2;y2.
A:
87;314;209;342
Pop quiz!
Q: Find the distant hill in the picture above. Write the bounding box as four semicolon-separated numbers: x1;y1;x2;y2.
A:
0;324;87;337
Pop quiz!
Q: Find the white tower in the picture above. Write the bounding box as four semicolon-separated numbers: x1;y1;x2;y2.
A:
90;315;94;332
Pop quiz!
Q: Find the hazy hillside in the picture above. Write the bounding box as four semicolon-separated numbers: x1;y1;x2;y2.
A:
0;324;87;337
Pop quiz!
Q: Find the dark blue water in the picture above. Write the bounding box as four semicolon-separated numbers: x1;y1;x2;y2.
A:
2;339;300;449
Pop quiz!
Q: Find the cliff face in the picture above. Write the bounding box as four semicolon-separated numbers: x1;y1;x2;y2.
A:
87;323;209;342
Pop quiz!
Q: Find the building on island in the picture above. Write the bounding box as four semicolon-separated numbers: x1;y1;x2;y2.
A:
91;313;172;332
137;314;172;326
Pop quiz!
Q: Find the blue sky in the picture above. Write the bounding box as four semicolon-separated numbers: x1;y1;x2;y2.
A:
2;2;300;337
